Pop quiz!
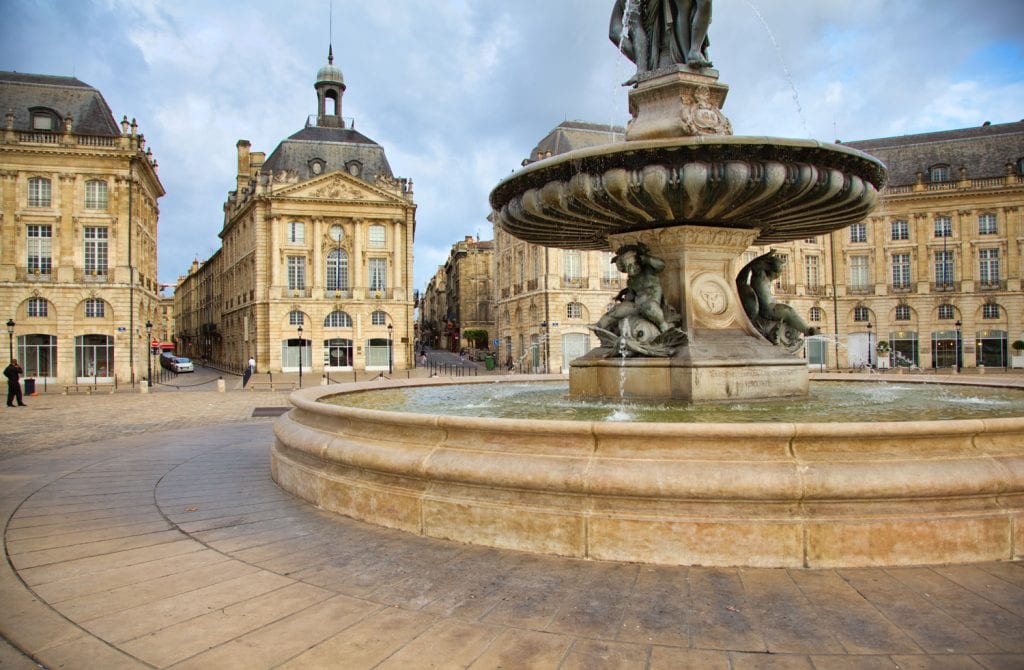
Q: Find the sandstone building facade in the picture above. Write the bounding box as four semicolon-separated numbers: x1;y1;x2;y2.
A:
174;51;416;375
0;72;163;387
420;236;494;353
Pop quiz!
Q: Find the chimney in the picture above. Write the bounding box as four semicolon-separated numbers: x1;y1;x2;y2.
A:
236;140;251;192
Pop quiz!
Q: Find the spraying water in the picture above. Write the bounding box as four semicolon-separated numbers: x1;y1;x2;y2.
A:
743;0;811;139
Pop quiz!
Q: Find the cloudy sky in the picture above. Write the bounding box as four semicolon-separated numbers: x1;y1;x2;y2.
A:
3;0;1023;292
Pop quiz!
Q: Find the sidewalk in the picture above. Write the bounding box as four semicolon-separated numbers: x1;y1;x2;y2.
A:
1;389;1023;669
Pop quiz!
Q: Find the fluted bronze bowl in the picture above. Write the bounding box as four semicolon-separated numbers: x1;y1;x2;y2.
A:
490;136;887;249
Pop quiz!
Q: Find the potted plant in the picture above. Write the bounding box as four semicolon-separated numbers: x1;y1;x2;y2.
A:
1011;340;1024;368
875;340;891;369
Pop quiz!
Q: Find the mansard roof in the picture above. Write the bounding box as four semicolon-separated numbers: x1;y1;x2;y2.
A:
842;120;1024;187
529;120;626;161
0;71;120;136
261;124;394;183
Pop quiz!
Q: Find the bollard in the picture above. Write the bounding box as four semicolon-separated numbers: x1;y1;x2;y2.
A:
217;377;226;392
139;382;149;394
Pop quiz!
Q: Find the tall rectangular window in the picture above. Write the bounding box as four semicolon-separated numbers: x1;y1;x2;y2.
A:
85;180;108;210
368;258;387;291
28;177;51;207
978;213;997;235
772;253;791;291
849;255;869;289
891;220;908;241
849;223;866;243
27;224;52;275
804;255;820;289
287;255;305;290
563;250;582;285
368;225;385;248
84;227;108;275
934;216;952;238
979;248;999;285
935;250;955;286
891;253;911;288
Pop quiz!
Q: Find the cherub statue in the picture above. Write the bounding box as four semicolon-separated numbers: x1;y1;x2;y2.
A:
593;243;687;357
736;250;817;351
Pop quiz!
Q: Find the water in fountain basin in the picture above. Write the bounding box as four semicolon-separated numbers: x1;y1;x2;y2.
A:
325;381;1024;423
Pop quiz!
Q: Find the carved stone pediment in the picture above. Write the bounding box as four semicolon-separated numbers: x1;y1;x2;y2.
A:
275;173;402;205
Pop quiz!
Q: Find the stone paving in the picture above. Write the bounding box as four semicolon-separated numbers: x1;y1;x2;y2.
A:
1;389;1023;669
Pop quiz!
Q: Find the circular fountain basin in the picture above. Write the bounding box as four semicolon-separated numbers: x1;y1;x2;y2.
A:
272;375;1024;568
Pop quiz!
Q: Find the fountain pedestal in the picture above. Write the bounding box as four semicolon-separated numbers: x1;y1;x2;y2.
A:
626;67;732;140
569;225;808;402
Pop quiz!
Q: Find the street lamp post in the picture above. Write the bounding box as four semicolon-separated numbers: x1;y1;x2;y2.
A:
866;322;873;368
387;323;394;376
297;325;304;388
145;320;153;387
6;319;14;361
955;320;962;372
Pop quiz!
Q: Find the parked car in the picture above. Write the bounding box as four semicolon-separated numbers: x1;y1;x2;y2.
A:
160;352;177;371
171;357;194;373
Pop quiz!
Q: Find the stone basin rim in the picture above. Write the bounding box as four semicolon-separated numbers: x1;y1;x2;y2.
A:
297;374;1024;436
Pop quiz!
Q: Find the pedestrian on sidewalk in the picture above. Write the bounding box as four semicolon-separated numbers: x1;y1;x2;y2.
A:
5;358;26;407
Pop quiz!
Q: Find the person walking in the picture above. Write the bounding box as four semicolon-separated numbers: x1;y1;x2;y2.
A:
5;359;26;407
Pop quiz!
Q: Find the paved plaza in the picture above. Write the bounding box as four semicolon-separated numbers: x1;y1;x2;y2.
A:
1;386;1023;669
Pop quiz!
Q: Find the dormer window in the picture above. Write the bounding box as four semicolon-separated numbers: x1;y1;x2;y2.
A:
929;164;950;183
345;161;362;177
29;107;58;131
308;158;326;176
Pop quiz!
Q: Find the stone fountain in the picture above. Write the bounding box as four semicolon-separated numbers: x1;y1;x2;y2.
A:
271;3;1023;568
490;0;886;402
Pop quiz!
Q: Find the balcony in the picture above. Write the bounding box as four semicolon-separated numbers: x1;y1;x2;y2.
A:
280;287;312;298
772;282;793;294
561;277;584;289
324;288;352;299
978;280;1005;291
889;283;913;294
804;285;827;297
527;279;539;291
18;269;52;282
82;271;108;283
501;287;510;299
847;285;872;295
931;282;960;293
600;278;623;290
513;284;522;295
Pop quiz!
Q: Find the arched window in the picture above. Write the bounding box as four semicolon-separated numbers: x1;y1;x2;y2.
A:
567;302;584;319
937;304;955;320
895;305;911;321
85;180;108;210
27;298;48;317
853;306;869;322
326;249;349;292
982;303;1000;320
929;164;951;182
28;177;51;207
371;310;388;326
84;298;105;318
288;310;304;326
809;306;822;322
324;310;352;328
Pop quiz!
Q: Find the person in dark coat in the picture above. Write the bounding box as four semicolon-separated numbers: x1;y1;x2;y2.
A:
5;359;26;407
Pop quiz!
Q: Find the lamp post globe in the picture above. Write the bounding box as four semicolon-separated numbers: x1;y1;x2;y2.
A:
297;325;304;388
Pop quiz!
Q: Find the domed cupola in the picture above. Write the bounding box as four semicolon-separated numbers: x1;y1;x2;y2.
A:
315;45;346;128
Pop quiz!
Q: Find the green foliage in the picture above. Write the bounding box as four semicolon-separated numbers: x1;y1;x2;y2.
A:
1012;339;1024;352
463;329;489;348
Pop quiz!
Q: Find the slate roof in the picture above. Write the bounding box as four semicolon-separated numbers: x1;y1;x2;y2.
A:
530;120;626;160
0;71;120;136
842;120;1024;187
262;124;393;183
